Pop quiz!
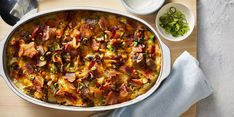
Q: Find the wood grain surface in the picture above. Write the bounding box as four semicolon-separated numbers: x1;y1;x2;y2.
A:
0;0;197;117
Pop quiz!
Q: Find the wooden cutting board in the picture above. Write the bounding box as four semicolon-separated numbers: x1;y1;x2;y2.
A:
0;0;197;116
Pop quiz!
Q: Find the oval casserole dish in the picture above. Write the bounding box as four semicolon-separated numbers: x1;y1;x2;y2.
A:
0;7;171;111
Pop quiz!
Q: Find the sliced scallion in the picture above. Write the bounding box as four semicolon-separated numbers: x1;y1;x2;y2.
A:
159;7;189;37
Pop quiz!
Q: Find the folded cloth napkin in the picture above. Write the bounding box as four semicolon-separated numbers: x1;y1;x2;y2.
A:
92;51;213;117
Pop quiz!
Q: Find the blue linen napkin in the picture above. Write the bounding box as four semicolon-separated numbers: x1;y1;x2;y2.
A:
92;51;213;117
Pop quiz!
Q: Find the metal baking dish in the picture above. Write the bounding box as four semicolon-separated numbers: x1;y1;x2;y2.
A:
0;7;171;111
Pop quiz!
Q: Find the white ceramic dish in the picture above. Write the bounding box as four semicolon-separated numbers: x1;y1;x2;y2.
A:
0;7;171;111
156;3;195;41
120;0;165;15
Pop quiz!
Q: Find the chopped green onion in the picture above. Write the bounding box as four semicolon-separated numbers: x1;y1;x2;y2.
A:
149;34;155;41
91;66;97;71
66;67;78;72
107;44;114;51
133;41;138;47
40;56;45;61
120;17;127;24
159;7;189;37
121;42;126;47
49;46;55;51
53;83;59;89
169;7;176;14
50;64;57;74
66;63;70;68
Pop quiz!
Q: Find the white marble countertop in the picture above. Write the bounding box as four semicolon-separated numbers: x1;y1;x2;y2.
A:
197;0;234;116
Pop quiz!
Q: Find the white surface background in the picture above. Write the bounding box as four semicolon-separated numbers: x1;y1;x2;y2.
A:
197;0;234;116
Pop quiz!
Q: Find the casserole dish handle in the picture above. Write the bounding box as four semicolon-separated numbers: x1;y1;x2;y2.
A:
0;39;5;78
161;42;171;80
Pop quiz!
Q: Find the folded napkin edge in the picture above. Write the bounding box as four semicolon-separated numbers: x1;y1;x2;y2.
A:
180;51;214;94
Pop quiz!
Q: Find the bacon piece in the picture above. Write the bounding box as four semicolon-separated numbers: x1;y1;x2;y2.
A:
127;20;137;29
64;93;77;101
119;84;128;98
25;64;34;74
63;73;76;82
132;53;145;63
55;89;65;96
34;76;44;87
104;30;112;38
106;91;118;105
111;26;119;31
42;26;50;40
91;39;100;51
92;88;102;96
45;18;59;28
43;26;57;40
56;82;76;96
81;88;90;96
65;82;76;90
86;19;97;26
63;52;71;62
80;24;93;38
111;30;124;39
68;21;77;28
52;53;63;64
19;42;38;58
63;37;80;49
150;45;156;54
142;70;154;79
146;58;156;69
10;38;18;45
101;83;116;91
31;26;40;38
24;86;36;93
10;38;24;51
121;66;133;75
134;30;144;43
91;67;102;78
71;29;80;38
108;69;121;78
131;79;143;85
132;45;145;53
88;61;96;70
109;39;122;46
74;55;82;66
98;17;109;30
37;45;45;55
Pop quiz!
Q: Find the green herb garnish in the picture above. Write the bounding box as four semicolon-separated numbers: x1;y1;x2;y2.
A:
107;44;114;51
50;64;57;74
120;17;127;24
159;7;189;37
149;34;155;42
133;41;138;47
91;66;97;71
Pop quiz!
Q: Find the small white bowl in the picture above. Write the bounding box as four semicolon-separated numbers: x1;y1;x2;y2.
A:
121;0;165;15
156;3;194;41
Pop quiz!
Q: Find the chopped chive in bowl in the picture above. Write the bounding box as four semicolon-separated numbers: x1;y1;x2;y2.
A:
159;7;189;37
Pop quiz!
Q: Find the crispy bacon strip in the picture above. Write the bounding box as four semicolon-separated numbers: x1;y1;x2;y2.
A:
106;91;118;105
18;42;38;58
63;73;76;82
98;17;109;30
